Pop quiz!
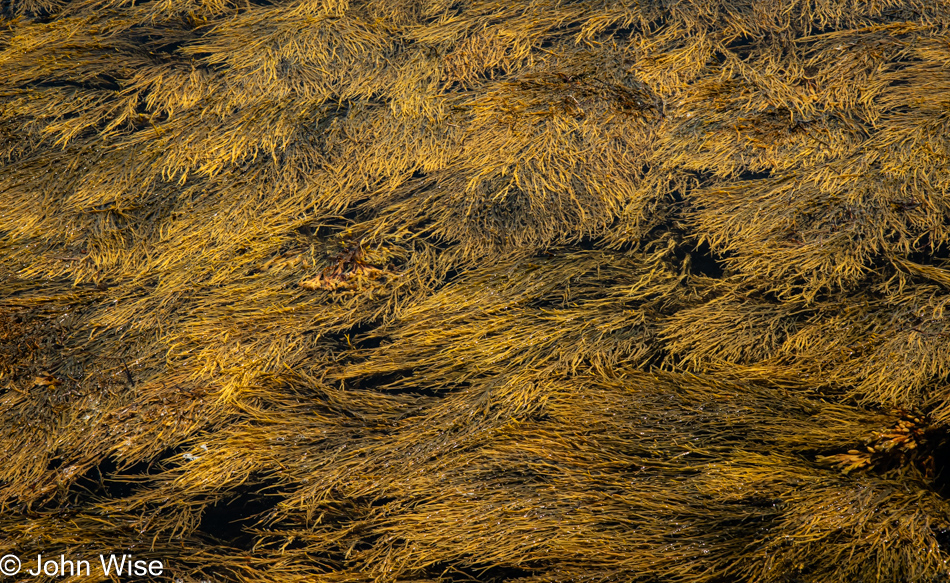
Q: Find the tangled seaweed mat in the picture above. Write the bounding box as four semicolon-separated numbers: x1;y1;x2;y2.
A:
2;0;950;581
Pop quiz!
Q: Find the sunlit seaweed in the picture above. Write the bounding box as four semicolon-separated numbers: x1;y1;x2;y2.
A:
2;0;950;581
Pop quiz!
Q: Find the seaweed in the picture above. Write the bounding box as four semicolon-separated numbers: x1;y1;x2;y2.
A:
3;0;950;581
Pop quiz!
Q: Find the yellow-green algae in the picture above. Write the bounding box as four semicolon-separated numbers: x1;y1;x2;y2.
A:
1;0;950;581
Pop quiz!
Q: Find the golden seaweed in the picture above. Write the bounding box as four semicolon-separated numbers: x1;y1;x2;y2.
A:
2;0;950;581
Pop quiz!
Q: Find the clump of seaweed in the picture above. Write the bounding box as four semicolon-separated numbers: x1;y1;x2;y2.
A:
3;0;950;581
299;238;398;292
817;408;942;477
